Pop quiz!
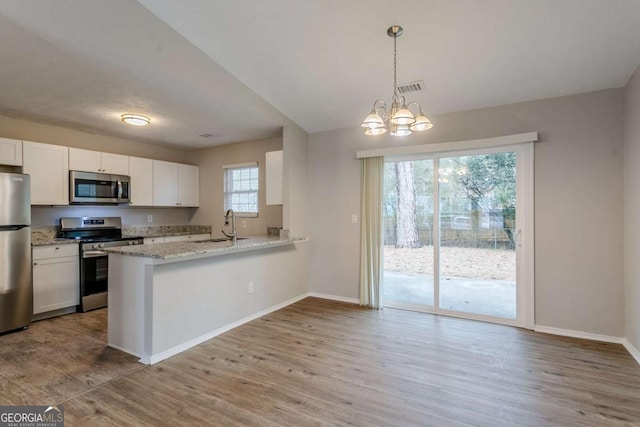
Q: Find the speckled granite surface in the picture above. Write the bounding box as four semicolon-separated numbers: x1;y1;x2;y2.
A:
31;227;78;246
122;224;212;238
105;236;307;260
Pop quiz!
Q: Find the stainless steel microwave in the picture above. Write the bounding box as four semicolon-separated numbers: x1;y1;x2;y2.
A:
69;171;130;204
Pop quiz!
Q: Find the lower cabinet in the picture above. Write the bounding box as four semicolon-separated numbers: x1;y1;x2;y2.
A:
33;245;79;317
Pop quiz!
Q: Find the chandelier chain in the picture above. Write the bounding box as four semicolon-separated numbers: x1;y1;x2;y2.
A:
393;33;397;99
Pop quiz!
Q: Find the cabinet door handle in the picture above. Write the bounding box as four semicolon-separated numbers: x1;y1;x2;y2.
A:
33;262;38;266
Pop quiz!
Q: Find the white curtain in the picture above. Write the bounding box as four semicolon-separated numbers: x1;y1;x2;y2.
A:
359;156;383;309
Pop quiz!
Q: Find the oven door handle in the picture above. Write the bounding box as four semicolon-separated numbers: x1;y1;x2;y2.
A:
117;180;123;200
83;250;108;258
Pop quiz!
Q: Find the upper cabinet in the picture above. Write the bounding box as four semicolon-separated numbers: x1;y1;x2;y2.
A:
152;160;178;206
178;164;199;207
23;141;69;205
129;156;153;206
15;139;197;207
0;137;23;166
266;150;283;205
152;160;199;207
69;148;129;175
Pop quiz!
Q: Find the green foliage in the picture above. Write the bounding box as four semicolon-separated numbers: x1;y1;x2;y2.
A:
455;152;516;212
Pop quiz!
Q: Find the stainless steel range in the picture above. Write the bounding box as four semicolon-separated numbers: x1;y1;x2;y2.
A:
59;217;143;312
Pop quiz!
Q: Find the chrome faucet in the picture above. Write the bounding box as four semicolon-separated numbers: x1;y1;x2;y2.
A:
222;209;237;243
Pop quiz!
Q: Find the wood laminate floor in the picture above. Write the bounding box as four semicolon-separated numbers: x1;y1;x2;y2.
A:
1;297;640;426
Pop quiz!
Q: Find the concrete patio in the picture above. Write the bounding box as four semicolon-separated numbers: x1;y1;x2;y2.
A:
383;271;516;319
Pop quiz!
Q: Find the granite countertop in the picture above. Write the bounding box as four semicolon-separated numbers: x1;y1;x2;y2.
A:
104;236;308;261
31;225;213;246
31;228;78;247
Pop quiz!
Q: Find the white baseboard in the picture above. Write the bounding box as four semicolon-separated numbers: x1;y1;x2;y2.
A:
307;292;359;304
533;325;624;344
141;293;309;365
623;339;640;366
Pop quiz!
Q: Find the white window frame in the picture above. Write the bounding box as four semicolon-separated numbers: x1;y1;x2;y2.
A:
222;162;259;218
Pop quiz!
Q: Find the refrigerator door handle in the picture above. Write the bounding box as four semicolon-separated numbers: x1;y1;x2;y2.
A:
0;224;29;231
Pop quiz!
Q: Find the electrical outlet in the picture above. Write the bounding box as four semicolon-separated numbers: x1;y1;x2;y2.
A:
147;215;153;223
242;220;247;228
351;214;358;224
248;282;254;294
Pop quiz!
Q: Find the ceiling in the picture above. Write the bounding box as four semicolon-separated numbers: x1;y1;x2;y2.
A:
1;1;639;149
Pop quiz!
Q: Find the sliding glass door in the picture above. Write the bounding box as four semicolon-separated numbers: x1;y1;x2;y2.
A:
382;144;533;327
437;151;517;320
382;159;435;310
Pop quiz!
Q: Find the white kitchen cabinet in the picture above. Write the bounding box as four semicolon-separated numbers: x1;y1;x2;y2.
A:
23;141;69;205
266;150;283;205
69;148;129;175
143;236;165;245
152;160;199;207
152;160;178;206
101;152;129;175
32;244;79;317
0;137;22;166
178;164;199;207
164;233;210;243
129;156;153;206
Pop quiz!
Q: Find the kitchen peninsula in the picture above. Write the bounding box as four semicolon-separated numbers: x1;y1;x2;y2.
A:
105;236;309;364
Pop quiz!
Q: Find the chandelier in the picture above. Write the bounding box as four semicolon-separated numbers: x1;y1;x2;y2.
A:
361;25;433;136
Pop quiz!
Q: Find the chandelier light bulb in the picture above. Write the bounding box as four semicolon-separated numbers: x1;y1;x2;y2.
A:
390;124;411;137
365;127;388;136
410;114;433;132
390;105;415;125
361;111;385;129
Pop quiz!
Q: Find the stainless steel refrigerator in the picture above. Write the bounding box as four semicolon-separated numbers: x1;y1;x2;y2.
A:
0;172;32;334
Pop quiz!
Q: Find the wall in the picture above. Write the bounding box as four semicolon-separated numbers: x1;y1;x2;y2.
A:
309;89;625;337
283;125;309;236
187;137;283;237
31;206;193;227
624;65;640;352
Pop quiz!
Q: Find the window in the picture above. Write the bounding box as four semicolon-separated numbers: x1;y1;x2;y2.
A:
223;162;259;217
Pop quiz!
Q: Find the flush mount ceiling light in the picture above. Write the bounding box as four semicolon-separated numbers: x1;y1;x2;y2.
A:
121;114;151;126
361;25;433;136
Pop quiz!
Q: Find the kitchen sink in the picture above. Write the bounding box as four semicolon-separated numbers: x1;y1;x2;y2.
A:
196;237;248;243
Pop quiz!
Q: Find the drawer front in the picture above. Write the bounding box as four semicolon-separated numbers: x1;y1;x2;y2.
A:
33;244;79;260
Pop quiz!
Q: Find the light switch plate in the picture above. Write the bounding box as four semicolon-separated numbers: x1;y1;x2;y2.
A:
351;214;358;224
